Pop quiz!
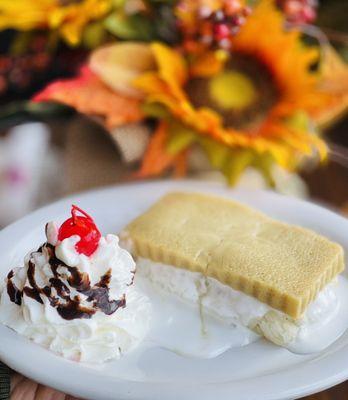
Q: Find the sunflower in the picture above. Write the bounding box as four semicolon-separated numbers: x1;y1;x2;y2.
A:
0;0;111;46
134;0;347;184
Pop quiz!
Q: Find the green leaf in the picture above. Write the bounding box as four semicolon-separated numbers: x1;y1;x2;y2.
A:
253;153;275;187
285;111;311;131
167;122;197;155
26;101;73;116
222;149;254;186
199;137;276;187
0;101;73;130
111;0;127;6
104;12;155;41
142;103;171;119
199;137;230;169
82;22;107;49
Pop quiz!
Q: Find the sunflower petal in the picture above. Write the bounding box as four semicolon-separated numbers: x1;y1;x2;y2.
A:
0;0;49;30
0;0;111;45
59;20;83;46
190;50;227;78
134;72;169;97
151;43;188;99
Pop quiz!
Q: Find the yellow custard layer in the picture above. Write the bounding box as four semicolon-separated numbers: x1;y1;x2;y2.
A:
124;192;344;319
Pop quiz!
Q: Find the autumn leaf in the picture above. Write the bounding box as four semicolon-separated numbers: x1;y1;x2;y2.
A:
33;66;143;129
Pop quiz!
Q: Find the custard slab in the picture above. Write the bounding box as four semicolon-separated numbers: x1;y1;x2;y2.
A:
124;192;345;319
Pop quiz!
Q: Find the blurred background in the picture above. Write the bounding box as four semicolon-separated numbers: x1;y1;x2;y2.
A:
0;0;347;228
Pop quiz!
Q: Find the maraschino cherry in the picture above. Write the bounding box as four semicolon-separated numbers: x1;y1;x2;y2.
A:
58;205;101;256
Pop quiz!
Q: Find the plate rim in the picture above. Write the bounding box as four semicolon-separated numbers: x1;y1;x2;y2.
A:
0;179;348;400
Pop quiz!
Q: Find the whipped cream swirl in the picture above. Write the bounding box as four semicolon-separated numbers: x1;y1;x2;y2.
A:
0;223;151;363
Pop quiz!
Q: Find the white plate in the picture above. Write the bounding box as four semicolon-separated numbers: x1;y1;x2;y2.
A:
1;180;348;400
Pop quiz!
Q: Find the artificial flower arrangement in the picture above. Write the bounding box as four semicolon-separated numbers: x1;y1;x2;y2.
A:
1;0;348;185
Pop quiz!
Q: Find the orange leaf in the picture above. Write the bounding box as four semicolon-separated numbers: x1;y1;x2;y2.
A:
136;121;188;178
33;66;143;129
173;149;189;177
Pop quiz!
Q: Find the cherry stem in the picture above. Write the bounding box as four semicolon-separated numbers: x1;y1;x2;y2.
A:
71;205;93;224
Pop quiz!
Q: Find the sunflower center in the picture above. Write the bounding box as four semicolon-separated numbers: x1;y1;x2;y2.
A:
186;53;279;130
210;71;257;110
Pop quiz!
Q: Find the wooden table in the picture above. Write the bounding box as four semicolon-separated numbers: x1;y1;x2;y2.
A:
302;380;348;399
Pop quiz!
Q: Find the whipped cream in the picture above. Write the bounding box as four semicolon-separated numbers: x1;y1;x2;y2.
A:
136;258;339;347
0;224;151;363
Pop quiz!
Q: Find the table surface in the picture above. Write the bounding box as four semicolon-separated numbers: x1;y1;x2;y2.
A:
302;380;348;399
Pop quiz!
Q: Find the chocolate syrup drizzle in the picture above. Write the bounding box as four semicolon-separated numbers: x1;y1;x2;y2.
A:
7;243;126;320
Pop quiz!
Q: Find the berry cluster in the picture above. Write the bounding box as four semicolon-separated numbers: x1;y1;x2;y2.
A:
177;0;252;52
277;0;318;24
0;36;50;97
0;33;86;101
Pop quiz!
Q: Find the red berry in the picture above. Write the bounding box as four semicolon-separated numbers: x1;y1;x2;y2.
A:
280;0;317;24
58;205;101;257
301;5;316;23
214;23;230;40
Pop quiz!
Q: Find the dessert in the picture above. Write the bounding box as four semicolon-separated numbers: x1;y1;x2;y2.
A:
0;206;151;363
123;192;345;348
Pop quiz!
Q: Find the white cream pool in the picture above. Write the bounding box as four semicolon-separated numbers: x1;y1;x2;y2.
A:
135;258;348;356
